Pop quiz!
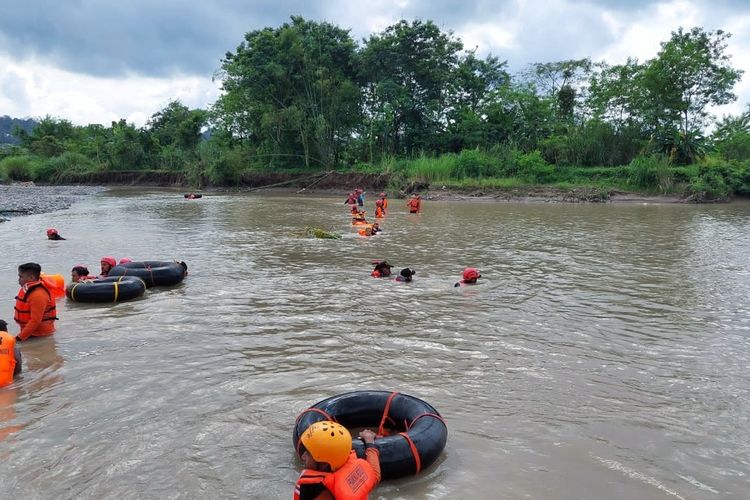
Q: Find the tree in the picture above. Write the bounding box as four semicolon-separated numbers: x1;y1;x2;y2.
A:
712;106;750;161
359;20;463;157
642;27;743;162
215;16;360;169
526;58;593;122
147;100;207;151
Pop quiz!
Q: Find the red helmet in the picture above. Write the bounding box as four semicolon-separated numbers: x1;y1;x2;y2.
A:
118;258;132;264
100;256;117;267
46;228;58;236
463;267;481;281
380;192;386;197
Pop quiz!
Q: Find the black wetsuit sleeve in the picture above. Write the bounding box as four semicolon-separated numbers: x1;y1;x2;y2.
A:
14;346;22;375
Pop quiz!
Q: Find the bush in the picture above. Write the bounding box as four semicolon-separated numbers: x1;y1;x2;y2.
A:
0;155;36;181
715;131;750;161
204;146;246;185
628;154;673;191
689;171;730;201
692;156;750;197
451;149;493;178
512;150;555;182
33;152;95;182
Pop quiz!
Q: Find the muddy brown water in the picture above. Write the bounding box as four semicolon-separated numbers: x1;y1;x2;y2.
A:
0;189;749;499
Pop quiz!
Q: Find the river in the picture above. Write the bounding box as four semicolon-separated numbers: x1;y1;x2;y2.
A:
0;189;748;499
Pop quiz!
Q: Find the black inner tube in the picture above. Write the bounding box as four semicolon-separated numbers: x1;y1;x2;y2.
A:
66;276;146;303
108;261;187;287
293;390;447;480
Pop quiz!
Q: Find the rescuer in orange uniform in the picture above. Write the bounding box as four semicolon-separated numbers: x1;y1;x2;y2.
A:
406;194;421;213
0;319;23;387
294;421;381;499
14;262;58;342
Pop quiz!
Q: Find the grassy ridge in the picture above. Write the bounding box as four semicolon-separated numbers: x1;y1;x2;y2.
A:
345;149;738;201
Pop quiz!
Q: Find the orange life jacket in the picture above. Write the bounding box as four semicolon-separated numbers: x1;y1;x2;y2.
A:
14;280;58;329
382;198;388;209
407;198;421;211
0;331;17;387
294;451;378;500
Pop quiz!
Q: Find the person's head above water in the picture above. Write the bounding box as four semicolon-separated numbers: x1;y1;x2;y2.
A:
463;267;481;283
399;268;416;282
100;256;116;275
71;265;90;282
0;319;7;331
300;420;352;471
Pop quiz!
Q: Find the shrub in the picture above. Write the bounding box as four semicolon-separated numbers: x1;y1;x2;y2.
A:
451;149;492;178
512;150;555;182
0;155;35;181
33;152;95;182
628;154;673;191
205;147;246;185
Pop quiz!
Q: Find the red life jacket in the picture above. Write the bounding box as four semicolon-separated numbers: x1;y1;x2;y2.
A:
294;451;378;500
407;198;421;212
0;331;17;387
14;280;58;329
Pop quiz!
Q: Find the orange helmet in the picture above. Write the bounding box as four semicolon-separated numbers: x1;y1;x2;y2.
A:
463;267;481;281
300;421;352;470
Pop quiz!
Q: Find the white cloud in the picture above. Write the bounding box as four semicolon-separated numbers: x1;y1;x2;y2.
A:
0;53;220;126
1;0;750;127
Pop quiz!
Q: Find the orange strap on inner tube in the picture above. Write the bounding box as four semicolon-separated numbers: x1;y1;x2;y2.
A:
406;412;446;430
295;408;338;456
378;391;399;436
398;432;422;474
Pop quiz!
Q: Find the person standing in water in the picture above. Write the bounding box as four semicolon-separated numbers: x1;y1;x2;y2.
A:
407;194;422;214
356;188;365;208
374;199;385;218
14;263;58;342
0;319;22;387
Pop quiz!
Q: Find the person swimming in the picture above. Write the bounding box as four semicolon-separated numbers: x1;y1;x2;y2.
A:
46;228;65;240
455;267;481;287
395;268;416;282
371;260;393;278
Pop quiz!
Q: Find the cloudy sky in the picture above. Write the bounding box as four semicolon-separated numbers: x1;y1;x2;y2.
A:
1;0;749;126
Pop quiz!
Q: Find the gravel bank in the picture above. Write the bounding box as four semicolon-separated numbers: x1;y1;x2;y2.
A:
0;183;106;221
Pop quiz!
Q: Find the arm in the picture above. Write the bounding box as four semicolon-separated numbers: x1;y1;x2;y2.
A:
14;346;22;375
18;290;47;340
359;429;381;482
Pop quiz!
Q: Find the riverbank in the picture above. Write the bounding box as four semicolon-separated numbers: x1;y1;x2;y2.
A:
35;170;697;204
0;183;106;221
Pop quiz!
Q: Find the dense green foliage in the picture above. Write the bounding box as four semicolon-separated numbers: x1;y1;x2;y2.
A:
2;19;750;200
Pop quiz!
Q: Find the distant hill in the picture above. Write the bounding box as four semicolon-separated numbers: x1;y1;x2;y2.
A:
0;115;37;145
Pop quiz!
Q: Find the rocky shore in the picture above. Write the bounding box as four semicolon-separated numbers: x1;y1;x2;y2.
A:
0;183;105;222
